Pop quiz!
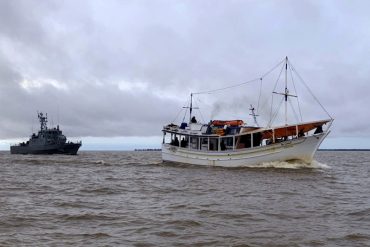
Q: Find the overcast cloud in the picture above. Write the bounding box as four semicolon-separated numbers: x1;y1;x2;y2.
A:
1;0;370;149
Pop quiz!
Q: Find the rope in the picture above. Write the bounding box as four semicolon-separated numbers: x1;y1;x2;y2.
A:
268;97;284;127
269;62;285;123
181;98;190;123
289;61;333;120
195;97;206;123
288;63;303;121
177;57;332;128
172;108;184;123
193;78;260;95
193;58;286;95
288;97;300;123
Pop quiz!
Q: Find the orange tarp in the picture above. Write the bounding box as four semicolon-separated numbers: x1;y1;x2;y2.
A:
212;120;244;126
261;120;330;139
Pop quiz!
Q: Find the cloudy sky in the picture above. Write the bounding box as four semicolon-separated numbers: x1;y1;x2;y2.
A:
0;0;369;150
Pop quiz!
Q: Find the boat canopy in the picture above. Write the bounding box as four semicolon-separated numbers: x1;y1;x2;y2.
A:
212;120;244;126
261;119;331;139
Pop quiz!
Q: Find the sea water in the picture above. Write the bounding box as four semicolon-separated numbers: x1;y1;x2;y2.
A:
0;151;369;246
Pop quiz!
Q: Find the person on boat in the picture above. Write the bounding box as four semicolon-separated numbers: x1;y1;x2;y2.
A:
173;136;179;146
220;140;226;151
314;125;323;134
191;116;197;123
180;137;187;147
180;122;187;129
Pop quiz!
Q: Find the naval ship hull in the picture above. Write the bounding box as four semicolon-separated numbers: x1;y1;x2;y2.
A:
10;143;81;155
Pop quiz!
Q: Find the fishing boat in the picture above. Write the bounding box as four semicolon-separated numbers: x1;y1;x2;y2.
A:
161;57;333;167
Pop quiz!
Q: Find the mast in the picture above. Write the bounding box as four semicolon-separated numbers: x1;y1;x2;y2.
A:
38;112;48;131
182;93;199;124
249;104;259;127
285;56;288;126
272;56;297;127
189;93;193;123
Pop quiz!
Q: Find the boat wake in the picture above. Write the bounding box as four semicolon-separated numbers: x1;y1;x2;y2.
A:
254;159;330;169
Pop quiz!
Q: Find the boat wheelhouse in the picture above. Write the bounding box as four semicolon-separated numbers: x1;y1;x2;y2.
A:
161;57;333;167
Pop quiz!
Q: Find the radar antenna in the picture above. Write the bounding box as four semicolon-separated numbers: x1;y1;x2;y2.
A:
37;112;48;131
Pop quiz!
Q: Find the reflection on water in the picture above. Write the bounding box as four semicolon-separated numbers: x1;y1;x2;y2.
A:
0;151;369;246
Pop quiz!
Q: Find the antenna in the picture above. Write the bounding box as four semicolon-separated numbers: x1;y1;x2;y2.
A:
57;103;60;126
38;112;48;131
249;104;259;127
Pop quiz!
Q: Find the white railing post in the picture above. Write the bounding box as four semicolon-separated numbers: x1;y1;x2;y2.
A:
233;136;235;150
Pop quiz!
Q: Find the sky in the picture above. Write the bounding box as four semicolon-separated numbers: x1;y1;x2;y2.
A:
0;0;370;150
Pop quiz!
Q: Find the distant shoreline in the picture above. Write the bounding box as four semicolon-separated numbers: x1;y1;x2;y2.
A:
319;149;370;151
0;149;368;152
134;148;162;151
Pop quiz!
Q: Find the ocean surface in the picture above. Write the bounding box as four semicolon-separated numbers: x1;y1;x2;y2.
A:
0;151;369;246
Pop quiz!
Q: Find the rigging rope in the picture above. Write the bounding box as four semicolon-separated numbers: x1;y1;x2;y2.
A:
172;107;185;124
268;97;284;127
288;62;303;122
181;98;190;123
193;58;286;95
193;78;260;95
288;97;300;123
179;57;332;127
195;97;206;123
289;62;333;120
269;62;285;123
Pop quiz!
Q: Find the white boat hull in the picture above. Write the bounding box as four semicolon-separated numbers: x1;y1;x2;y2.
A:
162;132;329;167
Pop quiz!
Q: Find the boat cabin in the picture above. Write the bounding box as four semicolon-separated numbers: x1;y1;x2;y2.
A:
162;119;330;152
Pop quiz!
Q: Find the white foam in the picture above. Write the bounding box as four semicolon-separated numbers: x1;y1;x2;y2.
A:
95;160;105;165
311;160;331;169
248;159;330;169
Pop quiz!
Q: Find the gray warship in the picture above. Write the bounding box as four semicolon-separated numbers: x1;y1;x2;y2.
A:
10;112;82;155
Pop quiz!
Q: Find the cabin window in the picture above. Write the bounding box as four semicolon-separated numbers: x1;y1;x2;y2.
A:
209;138;218;151
223;137;233;149
237;133;262;149
191;137;199;150
200;138;208;150
164;133;172;145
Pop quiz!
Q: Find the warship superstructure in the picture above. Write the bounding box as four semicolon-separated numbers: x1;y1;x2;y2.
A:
10;112;81;155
